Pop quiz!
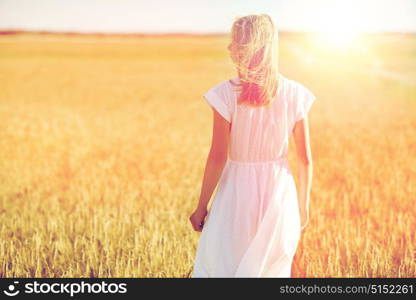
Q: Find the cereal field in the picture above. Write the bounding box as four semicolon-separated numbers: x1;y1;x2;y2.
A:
0;32;415;277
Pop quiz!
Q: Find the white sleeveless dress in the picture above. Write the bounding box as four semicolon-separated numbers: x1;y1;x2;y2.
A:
192;74;316;277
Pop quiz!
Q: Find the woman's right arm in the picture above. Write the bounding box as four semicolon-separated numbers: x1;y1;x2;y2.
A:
292;114;313;230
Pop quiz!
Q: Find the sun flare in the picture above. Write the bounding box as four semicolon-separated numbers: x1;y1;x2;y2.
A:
320;27;359;48
313;3;369;49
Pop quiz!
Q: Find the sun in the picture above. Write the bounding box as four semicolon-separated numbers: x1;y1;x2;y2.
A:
313;3;368;49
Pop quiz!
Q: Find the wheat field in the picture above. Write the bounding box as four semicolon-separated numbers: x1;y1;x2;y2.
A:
0;32;415;277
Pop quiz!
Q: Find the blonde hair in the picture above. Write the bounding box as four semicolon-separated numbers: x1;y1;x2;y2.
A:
228;14;279;107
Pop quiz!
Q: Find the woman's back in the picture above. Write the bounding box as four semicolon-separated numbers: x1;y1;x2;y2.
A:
203;74;316;162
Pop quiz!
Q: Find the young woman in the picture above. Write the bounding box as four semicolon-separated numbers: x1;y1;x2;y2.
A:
189;14;316;277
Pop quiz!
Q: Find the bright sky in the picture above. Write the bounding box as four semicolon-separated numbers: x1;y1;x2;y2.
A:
0;0;415;34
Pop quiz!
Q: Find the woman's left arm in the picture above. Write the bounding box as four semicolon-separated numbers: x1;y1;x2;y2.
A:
189;109;230;232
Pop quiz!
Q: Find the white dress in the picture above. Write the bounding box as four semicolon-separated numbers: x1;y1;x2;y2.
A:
192;74;316;278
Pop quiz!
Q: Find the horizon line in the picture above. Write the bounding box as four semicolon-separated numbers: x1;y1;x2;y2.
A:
1;28;416;37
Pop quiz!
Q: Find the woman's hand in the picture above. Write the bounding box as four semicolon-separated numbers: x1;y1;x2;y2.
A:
300;208;309;231
189;207;208;232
